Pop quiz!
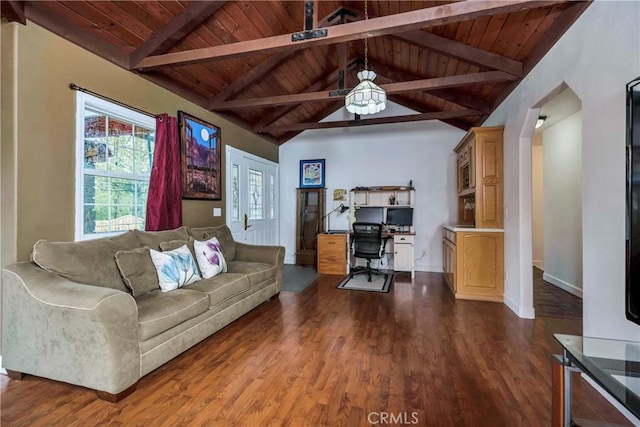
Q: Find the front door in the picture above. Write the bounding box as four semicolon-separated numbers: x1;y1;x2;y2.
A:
225;146;279;245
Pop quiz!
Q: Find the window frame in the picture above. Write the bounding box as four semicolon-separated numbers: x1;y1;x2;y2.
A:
75;92;155;240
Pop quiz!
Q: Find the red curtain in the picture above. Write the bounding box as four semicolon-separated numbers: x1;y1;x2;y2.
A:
145;113;182;231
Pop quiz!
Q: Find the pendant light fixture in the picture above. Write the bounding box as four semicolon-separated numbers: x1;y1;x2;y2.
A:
344;0;387;115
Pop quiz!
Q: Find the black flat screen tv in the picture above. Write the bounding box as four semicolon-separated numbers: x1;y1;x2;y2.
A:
626;76;640;326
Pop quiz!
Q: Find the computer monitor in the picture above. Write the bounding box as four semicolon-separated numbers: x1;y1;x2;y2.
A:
386;207;413;227
354;206;384;224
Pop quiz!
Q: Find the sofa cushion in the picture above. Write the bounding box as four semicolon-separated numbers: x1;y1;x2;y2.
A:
194;236;228;279
149;245;201;292
108;230;142;249
134;227;190;250
187;225;236;261
32;231;140;292
187;273;251;308
160;238;195;254
114;247;159;297
136;289;209;341
227;261;276;287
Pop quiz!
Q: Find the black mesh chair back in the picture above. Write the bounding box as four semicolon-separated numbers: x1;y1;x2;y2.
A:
351;222;384;282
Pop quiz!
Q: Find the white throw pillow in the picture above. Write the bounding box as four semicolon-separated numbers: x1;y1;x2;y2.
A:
194;236;227;279
149;245;201;292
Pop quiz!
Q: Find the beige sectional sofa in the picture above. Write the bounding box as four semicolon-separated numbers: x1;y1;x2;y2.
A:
1;225;284;401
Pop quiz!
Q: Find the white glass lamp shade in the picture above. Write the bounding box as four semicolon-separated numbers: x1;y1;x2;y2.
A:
345;70;387;115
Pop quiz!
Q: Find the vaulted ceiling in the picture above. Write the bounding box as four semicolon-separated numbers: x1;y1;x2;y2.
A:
1;0;591;144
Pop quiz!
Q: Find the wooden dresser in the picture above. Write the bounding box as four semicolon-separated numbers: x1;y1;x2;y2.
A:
317;233;348;275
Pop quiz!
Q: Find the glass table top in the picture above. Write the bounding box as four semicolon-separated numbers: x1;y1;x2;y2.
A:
554;334;640;419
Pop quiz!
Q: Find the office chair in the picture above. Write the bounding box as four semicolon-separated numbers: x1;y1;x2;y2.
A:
350;222;385;282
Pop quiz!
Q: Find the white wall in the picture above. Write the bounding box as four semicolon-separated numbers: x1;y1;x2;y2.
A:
484;0;640;340
279;102;465;271
531;133;544;270
542;111;583;297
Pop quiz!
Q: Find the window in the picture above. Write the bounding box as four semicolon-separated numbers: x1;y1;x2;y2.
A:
76;93;155;240
248;168;263;220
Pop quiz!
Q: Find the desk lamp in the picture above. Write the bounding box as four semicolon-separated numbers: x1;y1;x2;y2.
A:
321;203;349;233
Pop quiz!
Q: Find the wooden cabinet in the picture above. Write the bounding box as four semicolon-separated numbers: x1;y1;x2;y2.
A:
295;188;325;267
442;227;504;302
317;233;348;275
442;229;456;291
454;126;503;228
393;234;414;273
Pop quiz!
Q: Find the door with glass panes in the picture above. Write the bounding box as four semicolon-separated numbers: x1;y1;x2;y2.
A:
225;146;279;245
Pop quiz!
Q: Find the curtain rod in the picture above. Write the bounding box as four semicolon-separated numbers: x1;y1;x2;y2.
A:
69;83;159;119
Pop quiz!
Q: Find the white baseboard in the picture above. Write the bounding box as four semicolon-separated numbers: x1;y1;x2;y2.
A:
582;374;640;425
504;295;536;319
0;355;6;375
532;260;543;270
542;272;583;298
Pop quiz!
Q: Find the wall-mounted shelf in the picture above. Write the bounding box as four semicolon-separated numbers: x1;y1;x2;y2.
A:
350;187;414;208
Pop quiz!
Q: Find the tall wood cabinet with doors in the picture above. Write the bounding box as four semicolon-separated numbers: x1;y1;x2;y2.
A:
295;188;325;267
455;126;504;228
443;126;504;302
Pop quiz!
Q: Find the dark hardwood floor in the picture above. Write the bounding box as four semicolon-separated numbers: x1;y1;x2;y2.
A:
1;272;631;426
533;267;582;318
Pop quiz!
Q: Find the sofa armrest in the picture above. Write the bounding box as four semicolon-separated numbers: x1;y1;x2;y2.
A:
2;262;140;394
234;242;285;266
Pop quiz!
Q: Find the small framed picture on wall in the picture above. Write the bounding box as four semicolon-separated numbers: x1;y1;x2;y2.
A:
299;159;325;188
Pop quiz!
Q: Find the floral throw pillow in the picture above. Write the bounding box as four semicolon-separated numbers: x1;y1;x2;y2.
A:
194;236;228;279
149;244;201;292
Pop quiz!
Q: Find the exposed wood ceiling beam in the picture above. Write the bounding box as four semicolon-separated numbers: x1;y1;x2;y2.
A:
207;7;350;107
213;71;517;111
135;0;566;70
343;7;523;77
265;109;483;133
1;0;26;25
129;1;227;68
207;51;298;107
392;31;523;77
368;60;493;112
253;60;359;132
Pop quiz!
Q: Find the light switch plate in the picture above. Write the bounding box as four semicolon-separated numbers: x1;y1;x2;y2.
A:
213;208;222;217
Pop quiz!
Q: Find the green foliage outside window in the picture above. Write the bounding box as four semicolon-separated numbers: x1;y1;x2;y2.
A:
83;110;154;236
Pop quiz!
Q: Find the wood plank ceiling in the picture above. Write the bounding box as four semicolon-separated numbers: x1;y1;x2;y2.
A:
2;0;592;144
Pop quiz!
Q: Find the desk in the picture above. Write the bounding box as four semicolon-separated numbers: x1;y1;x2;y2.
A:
318;232;415;277
348;231;415;278
552;334;640;426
